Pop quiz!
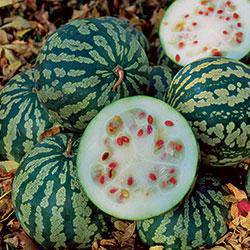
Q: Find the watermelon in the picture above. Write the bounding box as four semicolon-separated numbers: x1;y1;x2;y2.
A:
166;57;250;167
137;175;229;249
107;17;150;52
147;65;173;100
12;133;109;249
159;0;250;66
0;70;53;162
77;96;199;220
35;17;149;132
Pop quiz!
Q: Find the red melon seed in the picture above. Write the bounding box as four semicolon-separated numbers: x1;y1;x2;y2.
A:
147;115;153;124
217;9;223;14
225;17;230;21
192;22;197;26
149;173;157;181
169;168;175;174
233;13;239;19
127;176;134;186
109;188;118;194
102;152;109;161
99;175;105;184
162;180;168;188
147;125;153;134
237;22;242;27
201;0;207;5
122;136;130;143
169;177;177;185
193;40;198;44
211;50;222;56
175;54;181;62
139;111;146;118
156;139;164;148
226;1;231;6
137;128;144;137
223;30;228;35
175;144;183;152
178;42;185;48
236;38;242;44
205;12;209;16
108;169;115;178
198;11;203;15
164;120;174;126
184;14;189;18
236;32;243;37
108;162;117;169
117;137;123;146
208;7;214;12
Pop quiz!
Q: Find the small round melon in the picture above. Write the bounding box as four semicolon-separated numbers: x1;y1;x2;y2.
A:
166;57;250;167
160;0;250;66
77;96;199;220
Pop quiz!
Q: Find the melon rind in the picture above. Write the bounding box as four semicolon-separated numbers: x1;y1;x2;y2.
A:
77;96;199;220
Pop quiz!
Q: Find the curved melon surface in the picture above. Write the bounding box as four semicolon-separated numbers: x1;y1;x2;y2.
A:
160;0;250;66
12;133;109;249
0;70;53;162
147;66;173;100
137;176;229;249
77;96;198;220
166;57;250;167
35;17;149;132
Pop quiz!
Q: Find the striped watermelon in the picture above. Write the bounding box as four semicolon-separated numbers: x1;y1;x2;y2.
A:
35;17;149;132
137;176;229;249
0;70;53;162
107;17;150;52
166;57;250;167
12;133;109;249
147;65;172;100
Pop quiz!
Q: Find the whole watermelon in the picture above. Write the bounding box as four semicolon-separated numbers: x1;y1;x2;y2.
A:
0;70;53;162
12;133;109;249
137;176;229;249
35;17;149;132
166;57;250;167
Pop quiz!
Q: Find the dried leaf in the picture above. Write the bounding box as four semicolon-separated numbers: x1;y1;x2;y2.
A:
1;16;32;30
240;213;250;230
0;30;9;44
100;239;117;246
226;183;247;201
0;161;19;172
230;203;239;219
209;247;228;250
0;0;22;8
114;220;129;231
150;8;165;30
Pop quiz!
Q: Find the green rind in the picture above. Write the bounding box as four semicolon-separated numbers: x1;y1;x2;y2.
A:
0;69;53;162
166;57;250;167
35;17;149;132
147;65;173;100
137;176;229;249
12;133;109;249
107;17;150;52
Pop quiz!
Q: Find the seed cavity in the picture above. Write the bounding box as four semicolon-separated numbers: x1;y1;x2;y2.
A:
149;172;157;181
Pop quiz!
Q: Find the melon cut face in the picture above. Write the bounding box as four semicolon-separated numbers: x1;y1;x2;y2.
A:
160;0;250;66
77;96;199;220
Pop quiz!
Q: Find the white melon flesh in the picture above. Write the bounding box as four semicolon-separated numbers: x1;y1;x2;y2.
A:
160;0;250;66
77;96;198;220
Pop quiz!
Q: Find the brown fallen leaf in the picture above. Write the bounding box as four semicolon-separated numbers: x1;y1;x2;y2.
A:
226;183;248;201
1;16;32;30
150;246;164;250
0;0;22;8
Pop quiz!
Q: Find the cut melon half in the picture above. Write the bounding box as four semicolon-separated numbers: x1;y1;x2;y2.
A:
159;0;250;66
77;96;199;220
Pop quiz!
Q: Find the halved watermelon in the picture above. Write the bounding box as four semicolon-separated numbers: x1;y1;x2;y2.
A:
159;0;250;66
77;96;199;220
